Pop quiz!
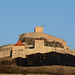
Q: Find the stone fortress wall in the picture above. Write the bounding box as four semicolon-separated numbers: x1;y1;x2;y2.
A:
12;46;25;58
12;39;75;59
0;44;13;51
0;50;11;58
19;27;69;49
0;26;75;59
19;32;69;49
0;40;75;59
0;44;14;58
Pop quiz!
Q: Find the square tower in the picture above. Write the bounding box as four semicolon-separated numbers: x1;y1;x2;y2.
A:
34;39;44;49
35;27;43;33
12;40;25;59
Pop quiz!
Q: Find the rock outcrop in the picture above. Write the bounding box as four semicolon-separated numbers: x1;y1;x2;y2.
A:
19;32;69;49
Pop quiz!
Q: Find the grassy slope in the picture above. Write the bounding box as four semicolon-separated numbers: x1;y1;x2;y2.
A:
0;52;75;75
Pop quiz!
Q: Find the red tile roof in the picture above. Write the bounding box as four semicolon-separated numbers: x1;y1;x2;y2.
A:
14;40;24;46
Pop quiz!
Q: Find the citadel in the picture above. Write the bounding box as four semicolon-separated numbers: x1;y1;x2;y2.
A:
0;26;75;59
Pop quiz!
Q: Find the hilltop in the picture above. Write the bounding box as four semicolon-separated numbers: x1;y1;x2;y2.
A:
0;26;75;74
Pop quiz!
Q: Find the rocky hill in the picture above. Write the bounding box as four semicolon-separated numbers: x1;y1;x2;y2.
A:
0;26;75;74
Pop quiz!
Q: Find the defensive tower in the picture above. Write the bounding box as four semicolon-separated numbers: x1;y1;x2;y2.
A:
35;26;43;33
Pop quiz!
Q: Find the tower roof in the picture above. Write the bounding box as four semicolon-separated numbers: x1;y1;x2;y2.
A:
14;40;24;46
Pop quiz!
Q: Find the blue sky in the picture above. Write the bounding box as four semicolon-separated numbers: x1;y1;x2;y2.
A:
0;0;75;49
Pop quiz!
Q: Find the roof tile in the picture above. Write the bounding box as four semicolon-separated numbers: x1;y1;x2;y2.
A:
14;40;24;46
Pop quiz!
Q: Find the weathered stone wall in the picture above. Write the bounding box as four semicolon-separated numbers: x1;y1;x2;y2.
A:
24;48;75;58
12;49;26;58
0;50;11;58
11;40;69;59
0;26;74;59
12;46;75;59
19;32;69;49
0;44;75;59
11;39;75;59
35;40;44;49
11;39;70;59
12;46;25;58
0;44;13;58
13;46;25;50
0;44;14;51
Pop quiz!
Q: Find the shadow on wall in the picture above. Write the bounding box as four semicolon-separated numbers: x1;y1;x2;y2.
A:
13;52;75;67
10;50;12;58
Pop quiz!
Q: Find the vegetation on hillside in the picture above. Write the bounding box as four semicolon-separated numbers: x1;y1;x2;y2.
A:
22;37;64;48
0;52;75;74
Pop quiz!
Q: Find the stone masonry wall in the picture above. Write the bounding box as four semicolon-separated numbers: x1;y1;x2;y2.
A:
19;32;69;49
0;44;14;51
12;46;25;58
0;50;11;58
0;44;13;58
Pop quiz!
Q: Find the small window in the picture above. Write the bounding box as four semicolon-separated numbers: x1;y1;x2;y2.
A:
21;49;23;51
18;49;20;51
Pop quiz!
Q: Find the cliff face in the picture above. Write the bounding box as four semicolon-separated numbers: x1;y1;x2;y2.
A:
19;32;68;49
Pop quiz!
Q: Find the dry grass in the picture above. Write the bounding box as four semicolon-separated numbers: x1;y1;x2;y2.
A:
0;55;75;74
0;57;12;61
20;65;75;75
0;60;75;75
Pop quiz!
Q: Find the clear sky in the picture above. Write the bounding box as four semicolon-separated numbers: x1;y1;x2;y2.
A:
0;0;75;50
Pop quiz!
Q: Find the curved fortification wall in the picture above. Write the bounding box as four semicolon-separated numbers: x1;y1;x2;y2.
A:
19;32;69;49
0;50;11;58
0;44;13;58
0;44;14;51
